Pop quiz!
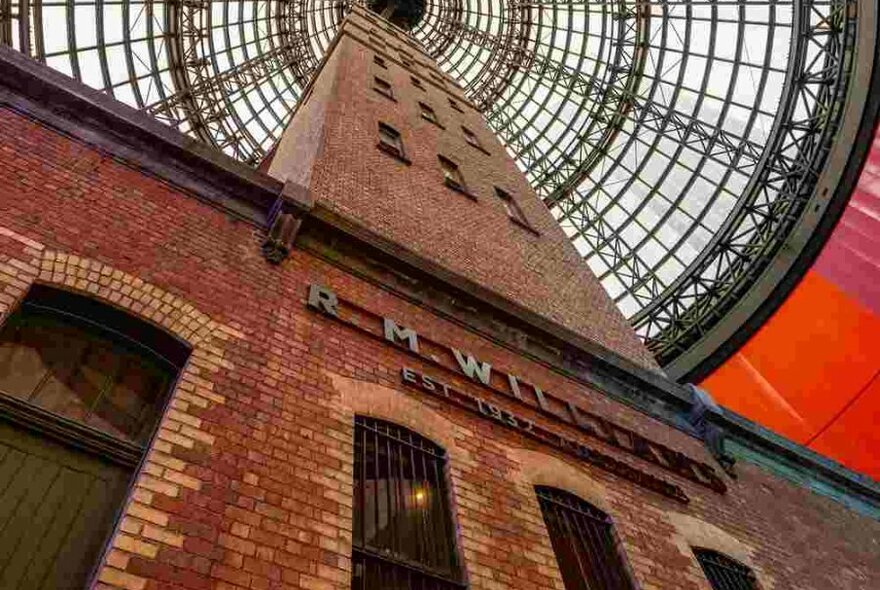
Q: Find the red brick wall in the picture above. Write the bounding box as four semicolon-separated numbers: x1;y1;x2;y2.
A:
268;9;658;371
1;105;878;590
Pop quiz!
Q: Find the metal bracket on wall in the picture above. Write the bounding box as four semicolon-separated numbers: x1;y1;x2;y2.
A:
262;181;315;264
686;384;738;478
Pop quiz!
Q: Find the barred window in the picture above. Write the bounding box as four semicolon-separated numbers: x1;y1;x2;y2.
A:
694;549;759;590
536;486;635;590
352;416;464;589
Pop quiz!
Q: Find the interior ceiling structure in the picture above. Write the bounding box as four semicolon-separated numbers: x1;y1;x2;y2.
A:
0;0;866;372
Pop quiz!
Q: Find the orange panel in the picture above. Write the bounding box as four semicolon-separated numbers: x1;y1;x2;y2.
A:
702;271;880;447
808;372;880;480
702;352;813;442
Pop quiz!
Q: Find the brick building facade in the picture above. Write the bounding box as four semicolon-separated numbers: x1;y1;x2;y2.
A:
0;6;878;590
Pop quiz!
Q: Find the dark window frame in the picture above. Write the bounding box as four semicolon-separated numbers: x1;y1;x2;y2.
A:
461;126;489;155
694;548;760;590
0;284;192;458
495;187;538;235
373;76;395;101
536;486;636;590
352;416;465;589
377;122;411;165
438;155;475;200
419;102;444;128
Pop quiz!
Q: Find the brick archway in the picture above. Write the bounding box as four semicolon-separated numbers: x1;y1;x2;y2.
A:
0;226;246;590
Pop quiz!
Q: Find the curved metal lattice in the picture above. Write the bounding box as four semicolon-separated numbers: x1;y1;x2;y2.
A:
0;0;862;366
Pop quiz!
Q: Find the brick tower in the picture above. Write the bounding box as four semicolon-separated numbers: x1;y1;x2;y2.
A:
267;4;658;370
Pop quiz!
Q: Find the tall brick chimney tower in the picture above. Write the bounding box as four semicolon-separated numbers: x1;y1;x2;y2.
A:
267;4;658;370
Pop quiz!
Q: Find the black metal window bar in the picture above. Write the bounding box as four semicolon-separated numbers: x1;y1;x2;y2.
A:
352;415;465;590
694;549;759;590
536;486;635;590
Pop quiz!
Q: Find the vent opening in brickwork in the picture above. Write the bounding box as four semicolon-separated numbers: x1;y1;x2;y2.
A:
374;76;394;100
420;102;441;127
0;284;188;588
461;127;486;153
495;187;534;232
438;155;469;196
378;122;409;163
374;55;387;69
694;549;759;590
536;486;636;590
352;416;464;589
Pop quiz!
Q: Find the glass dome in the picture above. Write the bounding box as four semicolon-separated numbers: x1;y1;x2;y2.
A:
0;0;863;368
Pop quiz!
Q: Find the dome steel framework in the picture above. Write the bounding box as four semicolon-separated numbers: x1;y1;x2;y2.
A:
0;0;873;374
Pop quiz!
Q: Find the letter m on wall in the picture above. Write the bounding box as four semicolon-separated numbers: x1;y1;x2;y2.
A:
383;319;419;353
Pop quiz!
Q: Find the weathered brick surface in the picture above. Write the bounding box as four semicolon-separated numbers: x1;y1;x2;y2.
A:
1;104;878;590
267;10;658;371
1;17;879;589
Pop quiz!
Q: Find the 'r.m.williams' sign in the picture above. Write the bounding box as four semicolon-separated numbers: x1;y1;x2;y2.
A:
307;284;728;503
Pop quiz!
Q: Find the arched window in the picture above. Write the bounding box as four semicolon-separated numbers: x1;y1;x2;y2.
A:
352;415;464;589
0;285;188;588
694;548;759;590
536;486;635;590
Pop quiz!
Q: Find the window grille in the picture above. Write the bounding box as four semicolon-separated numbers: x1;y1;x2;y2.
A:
352;416;464;589
694;549;759;590
536;486;635;590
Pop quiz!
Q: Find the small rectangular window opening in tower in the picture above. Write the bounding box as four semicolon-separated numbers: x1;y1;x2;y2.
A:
495;187;535;232
411;76;425;90
377;123;409;164
462;126;487;153
438;155;472;198
449;98;464;112
373;76;394;100
419;102;441;127
368;30;385;47
373;55;387;69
